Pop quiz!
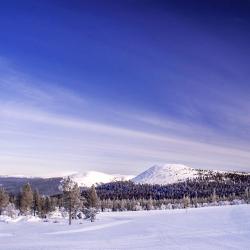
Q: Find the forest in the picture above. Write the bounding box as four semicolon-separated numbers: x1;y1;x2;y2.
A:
0;172;249;224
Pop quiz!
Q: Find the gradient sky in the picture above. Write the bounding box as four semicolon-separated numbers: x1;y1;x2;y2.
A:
0;0;250;176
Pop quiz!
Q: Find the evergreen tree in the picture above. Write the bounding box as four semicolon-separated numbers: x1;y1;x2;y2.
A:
183;195;190;209
33;189;41;216
211;188;217;203
193;192;198;208
20;183;33;214
245;187;249;203
0;187;9;215
60;177;82;225
43;196;52;215
120;199;126;211
4;203;17;218
87;185;98;208
40;196;53;218
146;197;153;210
112;199;118;211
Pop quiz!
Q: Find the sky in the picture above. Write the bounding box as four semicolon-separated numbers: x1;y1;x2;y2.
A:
0;0;250;176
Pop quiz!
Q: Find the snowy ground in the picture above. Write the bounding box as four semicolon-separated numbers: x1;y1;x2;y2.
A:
0;205;250;250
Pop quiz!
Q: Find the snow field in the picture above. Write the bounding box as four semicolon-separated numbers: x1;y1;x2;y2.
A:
0;204;250;250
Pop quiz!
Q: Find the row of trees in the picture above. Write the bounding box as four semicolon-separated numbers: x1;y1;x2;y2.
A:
97;192;247;212
1;184;247;220
1;184;58;217
1;172;250;225
95;174;250;200
0;178;99;225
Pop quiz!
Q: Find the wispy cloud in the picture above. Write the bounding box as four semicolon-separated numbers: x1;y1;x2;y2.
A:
0;63;250;176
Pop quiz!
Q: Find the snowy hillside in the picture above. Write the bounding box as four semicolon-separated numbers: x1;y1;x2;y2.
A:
132;163;250;185
70;171;134;187
132;164;200;185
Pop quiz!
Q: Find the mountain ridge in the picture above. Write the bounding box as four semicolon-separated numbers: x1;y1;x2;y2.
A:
1;164;250;195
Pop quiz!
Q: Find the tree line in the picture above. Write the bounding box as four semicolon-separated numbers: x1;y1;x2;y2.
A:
1;172;250;225
95;172;250;200
0;177;99;225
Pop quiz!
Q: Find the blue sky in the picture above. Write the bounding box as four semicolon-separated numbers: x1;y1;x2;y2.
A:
0;0;250;176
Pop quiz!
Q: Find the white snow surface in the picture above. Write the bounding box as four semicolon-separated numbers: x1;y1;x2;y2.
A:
0;215;41;223
132;164;199;185
70;171;134;187
0;205;250;249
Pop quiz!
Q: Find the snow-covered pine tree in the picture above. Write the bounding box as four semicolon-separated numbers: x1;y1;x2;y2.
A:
245;187;249;203
4;203;18;218
60;177;82;225
82;185;99;221
211;188;217;204
20;183;33;215
120;199;126;211
146;197;153;210
0;187;9;215
87;185;99;208
183;195;190;209
44;197;52;214
33;189;41;216
112;199;118;211
193;192;198;208
106;198;113;211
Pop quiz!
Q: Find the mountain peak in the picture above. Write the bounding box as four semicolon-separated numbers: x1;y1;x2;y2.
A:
132;164;198;185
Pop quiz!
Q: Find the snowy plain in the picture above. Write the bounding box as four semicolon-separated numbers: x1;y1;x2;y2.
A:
0;204;250;250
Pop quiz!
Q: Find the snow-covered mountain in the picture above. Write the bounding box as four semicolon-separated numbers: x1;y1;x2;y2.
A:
2;164;249;194
132;164;200;185
69;171;135;187
0;171;134;194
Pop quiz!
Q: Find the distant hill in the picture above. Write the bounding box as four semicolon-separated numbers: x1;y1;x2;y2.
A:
132;164;199;185
132;164;250;185
70;171;134;187
0;171;134;195
1;164;249;196
0;176;62;195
